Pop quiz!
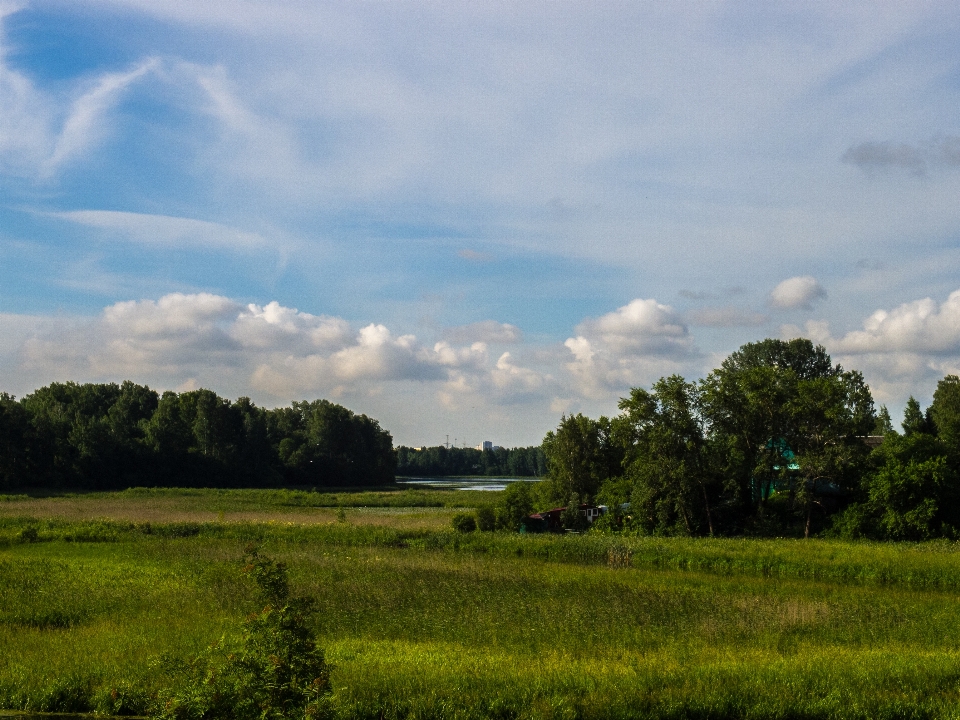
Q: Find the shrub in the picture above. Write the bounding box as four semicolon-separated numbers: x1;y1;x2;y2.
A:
152;547;331;720
494;482;534;531
451;513;476;533
475;506;496;532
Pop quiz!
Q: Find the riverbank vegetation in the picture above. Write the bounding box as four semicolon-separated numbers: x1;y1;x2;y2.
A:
395;445;546;478
538;338;960;542
3;489;960;718
0;384;395;490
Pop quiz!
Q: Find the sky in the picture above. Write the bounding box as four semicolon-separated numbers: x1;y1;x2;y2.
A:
2;1;960;447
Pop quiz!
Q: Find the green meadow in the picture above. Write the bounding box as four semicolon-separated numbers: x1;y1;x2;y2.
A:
2;489;960;719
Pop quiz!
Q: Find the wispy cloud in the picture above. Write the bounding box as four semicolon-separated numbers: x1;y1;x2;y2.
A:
44;59;158;175
442;320;522;344
52;210;267;251
687;306;769;327
842;136;960;177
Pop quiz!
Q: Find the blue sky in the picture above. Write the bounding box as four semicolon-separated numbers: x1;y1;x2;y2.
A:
3;1;960;446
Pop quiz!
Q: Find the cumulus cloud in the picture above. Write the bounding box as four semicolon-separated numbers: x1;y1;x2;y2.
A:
782;289;960;406
575;299;692;356
442;320;522;344
7;292;552;406
831;290;960;355
563;298;696;398
769;276;826;310
842;136;960;177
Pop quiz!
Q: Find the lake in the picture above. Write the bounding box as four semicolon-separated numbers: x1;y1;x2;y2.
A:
397;476;541;491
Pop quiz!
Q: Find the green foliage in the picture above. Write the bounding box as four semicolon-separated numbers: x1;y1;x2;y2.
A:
560;493;589;532
698;338;875;536
873;405;895;435
541;413;622;505
902;396;935;436
831;425;960;541
3;382;395;490
451;513;476;533
395;444;546;477
931;375;960;460
553;338;881;538
152;548;330;720
494;481;534;530
475;505;496;532
619;376;716;536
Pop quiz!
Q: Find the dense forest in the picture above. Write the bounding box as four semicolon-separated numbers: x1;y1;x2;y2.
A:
0;382;395;490
395;444;546;477
535;338;960;540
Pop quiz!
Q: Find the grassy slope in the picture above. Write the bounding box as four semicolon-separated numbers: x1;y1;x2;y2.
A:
1;489;960;718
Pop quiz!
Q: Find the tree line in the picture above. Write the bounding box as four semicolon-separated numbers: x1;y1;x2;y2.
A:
538;338;960;540
395;444;547;477
0;382;395;490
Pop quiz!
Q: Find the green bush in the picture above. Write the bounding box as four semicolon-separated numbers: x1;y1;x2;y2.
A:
475;506;496;532
451;513;476;533
494;482;534;530
152;547;330;720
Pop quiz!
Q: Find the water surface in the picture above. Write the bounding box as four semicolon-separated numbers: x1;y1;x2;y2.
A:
397;476;541;492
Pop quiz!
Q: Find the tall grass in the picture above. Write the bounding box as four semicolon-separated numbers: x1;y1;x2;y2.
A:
2;492;960;717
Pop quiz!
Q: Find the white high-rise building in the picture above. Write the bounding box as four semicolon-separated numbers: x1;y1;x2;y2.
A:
476;440;493;451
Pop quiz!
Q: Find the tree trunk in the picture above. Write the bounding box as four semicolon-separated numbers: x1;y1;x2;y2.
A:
699;478;714;536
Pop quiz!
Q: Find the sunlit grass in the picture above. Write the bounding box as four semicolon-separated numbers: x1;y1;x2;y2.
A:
2;489;960;717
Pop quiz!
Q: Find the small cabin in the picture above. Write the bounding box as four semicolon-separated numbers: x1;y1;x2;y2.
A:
520;504;605;533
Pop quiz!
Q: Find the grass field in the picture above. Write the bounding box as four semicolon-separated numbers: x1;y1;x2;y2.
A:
2;488;960;719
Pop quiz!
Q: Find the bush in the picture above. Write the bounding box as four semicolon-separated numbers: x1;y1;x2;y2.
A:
451;513;476;533
494;482;534;531
152;547;331;720
475;506;496;532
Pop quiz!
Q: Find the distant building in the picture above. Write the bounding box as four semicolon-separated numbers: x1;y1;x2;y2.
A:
476;440;493;451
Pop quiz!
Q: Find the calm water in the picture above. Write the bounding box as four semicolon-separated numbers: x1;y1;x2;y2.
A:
397;476;541;492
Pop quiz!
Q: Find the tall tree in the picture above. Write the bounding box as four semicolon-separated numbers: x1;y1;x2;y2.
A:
930;376;960;463
788;370;875;537
618;376;716;535
541;413;621;505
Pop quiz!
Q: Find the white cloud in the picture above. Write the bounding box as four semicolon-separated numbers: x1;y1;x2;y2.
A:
785;289;960;407
769;276;826;310
563;298;696;398
491;351;546;394
103;292;239;336
6;292;552;405
576;298;692;356
53;210;267;251
831;290;960;355
0;23;156;179
44;59;158;175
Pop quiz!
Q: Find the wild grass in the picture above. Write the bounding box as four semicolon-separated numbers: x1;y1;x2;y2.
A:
3;490;960;717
